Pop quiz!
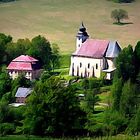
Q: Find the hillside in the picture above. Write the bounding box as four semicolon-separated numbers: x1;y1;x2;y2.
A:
0;0;140;53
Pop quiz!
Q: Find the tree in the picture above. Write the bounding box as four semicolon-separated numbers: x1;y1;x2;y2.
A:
0;69;11;99
111;9;128;24
116;45;135;81
0;33;12;64
134;41;140;75
27;35;52;70
23;76;84;136
51;43;60;71
112;76;123;111
120;80;137;117
6;39;31;64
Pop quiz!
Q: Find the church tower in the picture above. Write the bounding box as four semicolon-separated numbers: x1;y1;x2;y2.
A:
76;22;89;51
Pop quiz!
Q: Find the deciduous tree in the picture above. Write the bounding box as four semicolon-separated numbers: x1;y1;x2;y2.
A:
111;9;128;24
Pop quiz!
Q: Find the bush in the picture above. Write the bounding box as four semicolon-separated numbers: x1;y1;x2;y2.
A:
0;123;15;136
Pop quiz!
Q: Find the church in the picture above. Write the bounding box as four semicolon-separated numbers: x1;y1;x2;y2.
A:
69;23;121;80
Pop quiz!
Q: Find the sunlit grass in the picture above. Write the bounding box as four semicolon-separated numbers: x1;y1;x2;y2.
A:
0;0;140;53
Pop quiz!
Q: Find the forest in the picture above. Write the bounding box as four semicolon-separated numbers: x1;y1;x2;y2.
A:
0;32;140;139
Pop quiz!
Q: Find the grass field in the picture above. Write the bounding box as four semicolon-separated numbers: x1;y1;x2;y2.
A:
0;0;140;53
0;135;139;140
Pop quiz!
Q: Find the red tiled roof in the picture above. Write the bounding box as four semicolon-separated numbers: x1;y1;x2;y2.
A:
73;39;109;58
12;55;38;62
7;62;33;71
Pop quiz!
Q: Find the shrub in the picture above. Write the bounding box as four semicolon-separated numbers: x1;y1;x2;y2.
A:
0;123;15;136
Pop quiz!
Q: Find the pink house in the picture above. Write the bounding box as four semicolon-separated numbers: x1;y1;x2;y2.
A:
7;55;42;80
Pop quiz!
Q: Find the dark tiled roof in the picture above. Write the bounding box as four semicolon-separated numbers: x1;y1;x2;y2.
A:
105;41;121;58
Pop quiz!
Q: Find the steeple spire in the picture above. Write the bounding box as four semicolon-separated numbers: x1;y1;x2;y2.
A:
79;22;86;32
76;22;89;51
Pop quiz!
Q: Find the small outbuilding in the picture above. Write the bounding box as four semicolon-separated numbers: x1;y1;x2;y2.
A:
15;87;32;103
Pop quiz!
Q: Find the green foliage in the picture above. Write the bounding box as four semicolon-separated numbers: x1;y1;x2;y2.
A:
2;33;60;71
51;43;60;70
120;80;137;117
104;110;128;135
11;74;31;89
0;33;12;64
126;107;140;135
6;39;31;64
134;41;140;75
112;77;123;111
23;76;84;136
81;90;100;113
111;9;128;24
0;123;15;136
0;70;11;99
59;54;71;68
27;35;52;70
85;112;104;136
116;45;135;81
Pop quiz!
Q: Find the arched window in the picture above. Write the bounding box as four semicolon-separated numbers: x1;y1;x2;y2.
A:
80;62;82;68
72;63;74;76
96;64;98;69
88;63;90;68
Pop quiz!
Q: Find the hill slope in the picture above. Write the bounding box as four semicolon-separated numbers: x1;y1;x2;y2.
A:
0;0;140;53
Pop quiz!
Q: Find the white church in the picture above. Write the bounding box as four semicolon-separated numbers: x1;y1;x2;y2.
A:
69;23;121;80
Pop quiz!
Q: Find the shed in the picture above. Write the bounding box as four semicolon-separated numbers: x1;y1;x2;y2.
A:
15;87;32;103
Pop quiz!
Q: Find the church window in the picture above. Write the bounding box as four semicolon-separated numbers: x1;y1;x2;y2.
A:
96;64;98;69
88;63;90;68
80;63;82;68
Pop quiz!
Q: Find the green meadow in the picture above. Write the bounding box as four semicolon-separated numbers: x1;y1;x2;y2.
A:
0;0;140;53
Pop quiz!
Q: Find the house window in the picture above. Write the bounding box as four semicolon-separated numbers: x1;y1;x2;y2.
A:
96;64;98;69
80;63;82;68
88;63;90;68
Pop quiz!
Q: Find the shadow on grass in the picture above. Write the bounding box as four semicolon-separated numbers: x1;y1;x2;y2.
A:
113;22;133;26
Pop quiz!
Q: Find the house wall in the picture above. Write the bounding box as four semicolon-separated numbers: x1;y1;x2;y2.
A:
8;69;42;80
16;97;26;103
106;58;116;70
69;56;103;78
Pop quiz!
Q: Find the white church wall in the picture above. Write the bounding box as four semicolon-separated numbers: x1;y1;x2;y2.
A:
69;56;103;78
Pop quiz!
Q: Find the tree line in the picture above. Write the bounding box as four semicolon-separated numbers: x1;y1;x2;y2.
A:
0;33;60;71
0;32;140;137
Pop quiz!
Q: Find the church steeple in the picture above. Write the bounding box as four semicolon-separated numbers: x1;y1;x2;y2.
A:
76;22;89;51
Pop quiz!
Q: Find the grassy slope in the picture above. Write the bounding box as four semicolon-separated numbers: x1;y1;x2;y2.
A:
0;0;140;53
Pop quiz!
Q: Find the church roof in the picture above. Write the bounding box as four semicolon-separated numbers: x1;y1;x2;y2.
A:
73;39;109;58
105;41;121;58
